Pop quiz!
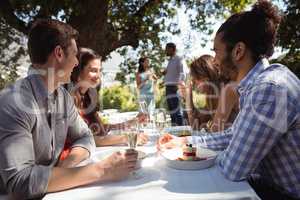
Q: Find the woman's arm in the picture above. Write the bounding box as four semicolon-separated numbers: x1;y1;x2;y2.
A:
94;134;127;146
183;83;211;129
136;72;142;89
209;84;239;132
93;113;127;146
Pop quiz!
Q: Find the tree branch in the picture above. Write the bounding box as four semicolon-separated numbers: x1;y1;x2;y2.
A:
134;0;162;18
112;0;163;50
0;0;28;34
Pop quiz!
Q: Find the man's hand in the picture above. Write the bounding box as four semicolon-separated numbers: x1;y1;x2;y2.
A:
97;149;138;182
157;133;187;151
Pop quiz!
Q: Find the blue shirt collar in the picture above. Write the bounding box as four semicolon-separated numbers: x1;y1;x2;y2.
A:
238;58;270;94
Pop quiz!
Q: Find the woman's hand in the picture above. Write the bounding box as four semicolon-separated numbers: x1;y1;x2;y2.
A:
137;132;149;146
178;81;187;99
136;112;148;123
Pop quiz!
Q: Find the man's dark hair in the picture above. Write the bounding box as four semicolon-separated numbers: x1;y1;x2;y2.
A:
28;19;79;64
217;0;282;62
166;42;176;50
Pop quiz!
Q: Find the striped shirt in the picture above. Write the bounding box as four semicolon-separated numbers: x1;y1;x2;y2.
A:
189;58;300;198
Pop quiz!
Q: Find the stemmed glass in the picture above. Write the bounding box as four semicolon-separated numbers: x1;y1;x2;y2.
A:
124;124;143;179
179;72;192;121
139;100;149;128
139;100;148;114
126;129;138;149
155;109;167;134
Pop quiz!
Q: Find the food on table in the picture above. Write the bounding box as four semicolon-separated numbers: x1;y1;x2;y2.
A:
175;144;207;161
182;144;196;160
158;133;173;145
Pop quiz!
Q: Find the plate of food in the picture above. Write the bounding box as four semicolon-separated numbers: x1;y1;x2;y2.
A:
161;144;217;170
92;147;147;168
163;126;192;137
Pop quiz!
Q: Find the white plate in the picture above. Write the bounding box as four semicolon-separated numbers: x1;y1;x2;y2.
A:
161;147;217;170
163;126;192;137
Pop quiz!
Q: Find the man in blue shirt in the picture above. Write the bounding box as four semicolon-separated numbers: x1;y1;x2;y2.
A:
164;43;187;126
159;1;300;199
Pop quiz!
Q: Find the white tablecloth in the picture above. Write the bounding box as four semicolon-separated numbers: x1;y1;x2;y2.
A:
0;131;260;200
102;111;139;124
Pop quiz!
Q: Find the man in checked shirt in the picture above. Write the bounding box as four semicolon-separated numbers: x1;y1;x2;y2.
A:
159;1;300;200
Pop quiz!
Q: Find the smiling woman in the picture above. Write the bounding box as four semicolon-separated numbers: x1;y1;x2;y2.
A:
62;47;147;151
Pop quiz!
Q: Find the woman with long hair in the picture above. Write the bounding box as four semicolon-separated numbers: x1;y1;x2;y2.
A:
136;57;157;113
181;54;239;132
65;47;147;148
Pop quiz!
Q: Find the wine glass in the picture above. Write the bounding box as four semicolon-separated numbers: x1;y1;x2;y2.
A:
126;130;138;149
139;100;148;114
139;100;149;128
155;109;167;133
124;125;143;179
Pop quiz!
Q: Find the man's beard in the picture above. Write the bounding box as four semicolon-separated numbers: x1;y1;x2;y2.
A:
220;52;239;81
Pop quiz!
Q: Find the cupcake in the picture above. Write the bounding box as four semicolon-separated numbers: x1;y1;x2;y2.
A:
182;144;196;161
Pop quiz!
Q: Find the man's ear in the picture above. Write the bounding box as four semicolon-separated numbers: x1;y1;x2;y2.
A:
231;42;246;61
53;45;64;63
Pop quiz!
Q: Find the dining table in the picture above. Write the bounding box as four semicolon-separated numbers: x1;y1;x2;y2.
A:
0;126;260;200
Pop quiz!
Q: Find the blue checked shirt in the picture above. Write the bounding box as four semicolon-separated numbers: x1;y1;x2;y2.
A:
189;58;300;198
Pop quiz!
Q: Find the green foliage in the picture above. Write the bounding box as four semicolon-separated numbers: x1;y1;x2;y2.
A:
0;0;254;88
100;81;170;112
272;51;300;78
218;0;255;14
0;18;27;89
100;84;138;112
275;0;300;78
277;0;300;54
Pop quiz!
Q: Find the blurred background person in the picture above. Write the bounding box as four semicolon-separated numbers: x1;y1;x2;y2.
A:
179;54;239;132
136;56;157;114
163;42;188;126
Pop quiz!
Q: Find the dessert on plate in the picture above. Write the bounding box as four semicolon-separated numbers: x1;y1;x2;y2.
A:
182;144;196;160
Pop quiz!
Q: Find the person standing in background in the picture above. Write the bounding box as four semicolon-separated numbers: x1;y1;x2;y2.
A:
163;43;188;126
136;57;157;114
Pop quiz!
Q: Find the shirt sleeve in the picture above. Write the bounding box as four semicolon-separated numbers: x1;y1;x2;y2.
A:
65;92;96;155
0;94;51;199
216;83;295;181
188;128;232;151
